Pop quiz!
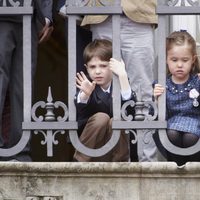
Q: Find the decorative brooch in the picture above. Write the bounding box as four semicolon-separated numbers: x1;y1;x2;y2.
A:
189;88;199;107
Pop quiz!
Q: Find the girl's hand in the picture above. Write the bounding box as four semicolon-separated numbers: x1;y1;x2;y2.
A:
109;58;126;77
153;84;165;99
76;71;96;98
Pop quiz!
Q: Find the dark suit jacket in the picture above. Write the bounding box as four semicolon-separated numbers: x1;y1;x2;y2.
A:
57;0;65;11
0;0;53;24
34;0;53;23
75;85;137;135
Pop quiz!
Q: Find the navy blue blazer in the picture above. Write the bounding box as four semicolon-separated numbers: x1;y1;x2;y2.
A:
75;85;137;135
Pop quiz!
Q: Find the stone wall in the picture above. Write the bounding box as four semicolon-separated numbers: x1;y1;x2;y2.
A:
0;162;200;200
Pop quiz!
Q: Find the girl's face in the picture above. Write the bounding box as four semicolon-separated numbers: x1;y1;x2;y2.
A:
167;44;196;84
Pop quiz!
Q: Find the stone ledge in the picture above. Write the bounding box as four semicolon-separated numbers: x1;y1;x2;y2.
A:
0;162;200;200
0;162;199;176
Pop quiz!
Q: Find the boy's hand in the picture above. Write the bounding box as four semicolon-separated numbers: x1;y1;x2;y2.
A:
76;71;96;99
109;58;126;77
109;58;131;93
153;84;165;99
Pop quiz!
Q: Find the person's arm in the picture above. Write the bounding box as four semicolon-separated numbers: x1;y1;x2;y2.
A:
109;58;131;100
76;71;96;102
38;0;54;43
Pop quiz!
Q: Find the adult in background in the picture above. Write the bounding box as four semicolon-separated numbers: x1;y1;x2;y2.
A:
0;0;53;161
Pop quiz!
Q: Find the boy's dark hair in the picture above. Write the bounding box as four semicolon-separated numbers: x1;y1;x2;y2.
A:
83;39;112;64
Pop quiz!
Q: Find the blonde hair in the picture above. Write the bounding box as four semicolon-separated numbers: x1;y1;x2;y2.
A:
166;31;200;74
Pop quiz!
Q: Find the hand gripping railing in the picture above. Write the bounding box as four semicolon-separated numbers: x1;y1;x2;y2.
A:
64;0;160;157
157;0;200;156
0;0;33;156
66;0;123;157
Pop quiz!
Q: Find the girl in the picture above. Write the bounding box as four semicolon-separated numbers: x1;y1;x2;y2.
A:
154;31;200;166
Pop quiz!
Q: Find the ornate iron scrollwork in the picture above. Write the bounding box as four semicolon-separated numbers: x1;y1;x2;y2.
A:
126;129;137;144
121;99;157;121
121;98;158;145
69;98;157;157
34;130;65;157
32;87;68;122
121;100;135;121
168;0;199;6
0;0;21;7
31;87;68;157
68;0;117;7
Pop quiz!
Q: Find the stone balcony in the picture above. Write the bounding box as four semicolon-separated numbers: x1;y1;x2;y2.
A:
0;162;200;200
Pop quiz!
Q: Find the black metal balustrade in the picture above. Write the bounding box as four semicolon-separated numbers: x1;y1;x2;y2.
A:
0;0;200;158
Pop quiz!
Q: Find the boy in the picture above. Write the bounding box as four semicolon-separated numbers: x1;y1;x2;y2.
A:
59;0;158;162
73;39;136;162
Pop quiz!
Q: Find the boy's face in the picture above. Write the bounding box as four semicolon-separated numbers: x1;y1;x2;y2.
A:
85;56;112;90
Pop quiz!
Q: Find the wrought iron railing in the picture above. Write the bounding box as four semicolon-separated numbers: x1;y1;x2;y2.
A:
0;0;200;159
0;0;33;157
60;0;159;158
